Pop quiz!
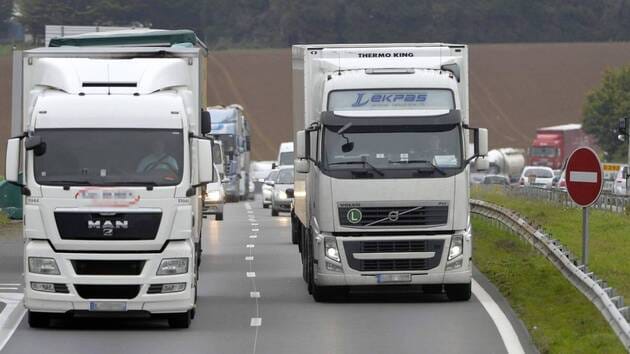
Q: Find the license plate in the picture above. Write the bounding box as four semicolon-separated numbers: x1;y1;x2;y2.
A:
376;273;412;283
89;301;127;312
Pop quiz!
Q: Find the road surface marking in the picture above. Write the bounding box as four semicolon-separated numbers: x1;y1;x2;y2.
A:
570;171;597;183
0;293;26;352
245;256;254;261
246;272;256;278
246;244;255;248
252;228;259;232
250;317;262;327
250;291;260;298
249;235;257;239
0;284;20;287
472;280;525;354
0;288;18;291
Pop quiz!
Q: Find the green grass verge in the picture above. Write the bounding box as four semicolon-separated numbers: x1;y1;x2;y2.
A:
473;216;626;353
472;186;630;304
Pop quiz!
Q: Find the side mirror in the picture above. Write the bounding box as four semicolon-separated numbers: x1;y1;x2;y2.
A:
475;157;489;171
272;162;277;169
296;130;306;159
201;110;211;135
295;159;310;173
474;128;488;157
196;138;213;184
25;135;46;156
285;188;294;198
5;138;21;184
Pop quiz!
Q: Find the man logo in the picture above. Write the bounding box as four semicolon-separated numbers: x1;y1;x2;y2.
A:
88;220;128;236
346;208;363;224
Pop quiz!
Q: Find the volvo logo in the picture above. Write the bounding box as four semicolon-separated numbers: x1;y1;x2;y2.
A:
88;220;128;236
387;211;400;222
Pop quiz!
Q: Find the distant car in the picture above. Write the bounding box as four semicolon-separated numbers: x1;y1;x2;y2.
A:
470;173;485;185
262;169;279;209
482;174;509;185
519;166;555;189
271;166;294;217
250;160;274;193
554;170;567;191
204;165;225;220
613;165;629;196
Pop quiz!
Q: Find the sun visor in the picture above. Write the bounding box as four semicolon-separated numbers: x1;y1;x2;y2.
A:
321;110;461;127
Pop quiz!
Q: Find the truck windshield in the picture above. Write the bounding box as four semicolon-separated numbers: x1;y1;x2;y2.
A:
33;129;184;187
530;147;557;157
323;124;462;178
279;151;294;165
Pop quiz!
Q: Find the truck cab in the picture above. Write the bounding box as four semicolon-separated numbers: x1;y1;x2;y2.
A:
292;44;488;302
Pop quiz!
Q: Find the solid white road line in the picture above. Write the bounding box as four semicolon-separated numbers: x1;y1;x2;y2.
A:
472;280;525;354
0;288;18;291
0;284;20;287
0;293;26;352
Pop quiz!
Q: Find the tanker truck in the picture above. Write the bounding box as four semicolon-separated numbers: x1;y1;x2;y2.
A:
486;148;525;183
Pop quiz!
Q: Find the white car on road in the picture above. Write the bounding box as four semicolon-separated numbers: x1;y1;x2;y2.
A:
204;165;225;220
614;165;629;196
519;166;555;189
262;169;279;209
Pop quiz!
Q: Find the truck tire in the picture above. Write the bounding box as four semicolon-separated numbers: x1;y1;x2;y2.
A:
168;311;191;328
28;311;50;328
291;215;299;245
445;283;472;301
262;203;269;209
215;213;223;221
271;209;279;217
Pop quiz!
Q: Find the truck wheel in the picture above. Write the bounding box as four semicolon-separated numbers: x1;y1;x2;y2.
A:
271;209;279;217
168;311;191;328
291;216;299;245
445;283;472;301
28;311;50;328
215;213;223;221
262;203;269;209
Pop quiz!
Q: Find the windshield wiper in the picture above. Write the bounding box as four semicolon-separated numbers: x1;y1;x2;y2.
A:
105;181;158;190
329;158;384;176
49;180;94;190
389;159;447;176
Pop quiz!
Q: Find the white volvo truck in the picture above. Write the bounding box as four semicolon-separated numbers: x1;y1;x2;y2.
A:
5;29;214;328
291;44;488;302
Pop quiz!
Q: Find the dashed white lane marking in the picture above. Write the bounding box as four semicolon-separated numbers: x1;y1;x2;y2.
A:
246;244;255;248
251;223;259;226
250;317;262;327
472;280;525;354
252;228;260;232
250;291;260;298
0;288;18;291
249;235;258;239
245;256;254;261
0;293;26;352
246;272;256;278
0;284;20;287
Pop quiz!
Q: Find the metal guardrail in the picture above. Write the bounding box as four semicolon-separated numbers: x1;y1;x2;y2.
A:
471;199;630;352
473;184;630;214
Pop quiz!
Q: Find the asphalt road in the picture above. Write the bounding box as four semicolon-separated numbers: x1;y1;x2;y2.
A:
0;198;536;354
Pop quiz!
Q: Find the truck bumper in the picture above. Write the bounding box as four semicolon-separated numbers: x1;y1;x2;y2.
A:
312;231;472;287
24;239;195;315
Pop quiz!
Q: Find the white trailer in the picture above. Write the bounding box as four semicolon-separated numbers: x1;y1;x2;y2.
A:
291;44;488;301
5;30;214;328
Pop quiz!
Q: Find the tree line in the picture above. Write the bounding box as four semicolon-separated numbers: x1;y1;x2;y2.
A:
3;0;630;47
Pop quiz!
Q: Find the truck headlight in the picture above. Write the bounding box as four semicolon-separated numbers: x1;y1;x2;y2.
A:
324;237;341;263
448;235;463;261
157;258;189;275
205;190;222;202
28;257;60;275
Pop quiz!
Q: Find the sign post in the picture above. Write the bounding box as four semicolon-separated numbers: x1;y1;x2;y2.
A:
565;147;603;267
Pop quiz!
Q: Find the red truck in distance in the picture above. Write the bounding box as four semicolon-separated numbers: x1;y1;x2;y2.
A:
528;124;597;170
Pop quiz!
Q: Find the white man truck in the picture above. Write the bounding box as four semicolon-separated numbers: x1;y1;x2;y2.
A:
291;44;488;302
5;29;214;328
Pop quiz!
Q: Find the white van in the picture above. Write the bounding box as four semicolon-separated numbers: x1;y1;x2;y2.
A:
274;142;294;168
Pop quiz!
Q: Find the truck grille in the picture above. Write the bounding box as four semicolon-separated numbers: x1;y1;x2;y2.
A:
71;260;145;276
338;206;448;227
74;284;140;299
343;240;444;272
55;212;161;240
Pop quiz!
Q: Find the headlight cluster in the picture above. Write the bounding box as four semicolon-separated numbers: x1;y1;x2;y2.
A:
29;257;60;275
157;258;189;275
324;237;340;262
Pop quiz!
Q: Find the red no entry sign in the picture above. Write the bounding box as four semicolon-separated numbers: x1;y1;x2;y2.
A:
565;147;603;207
